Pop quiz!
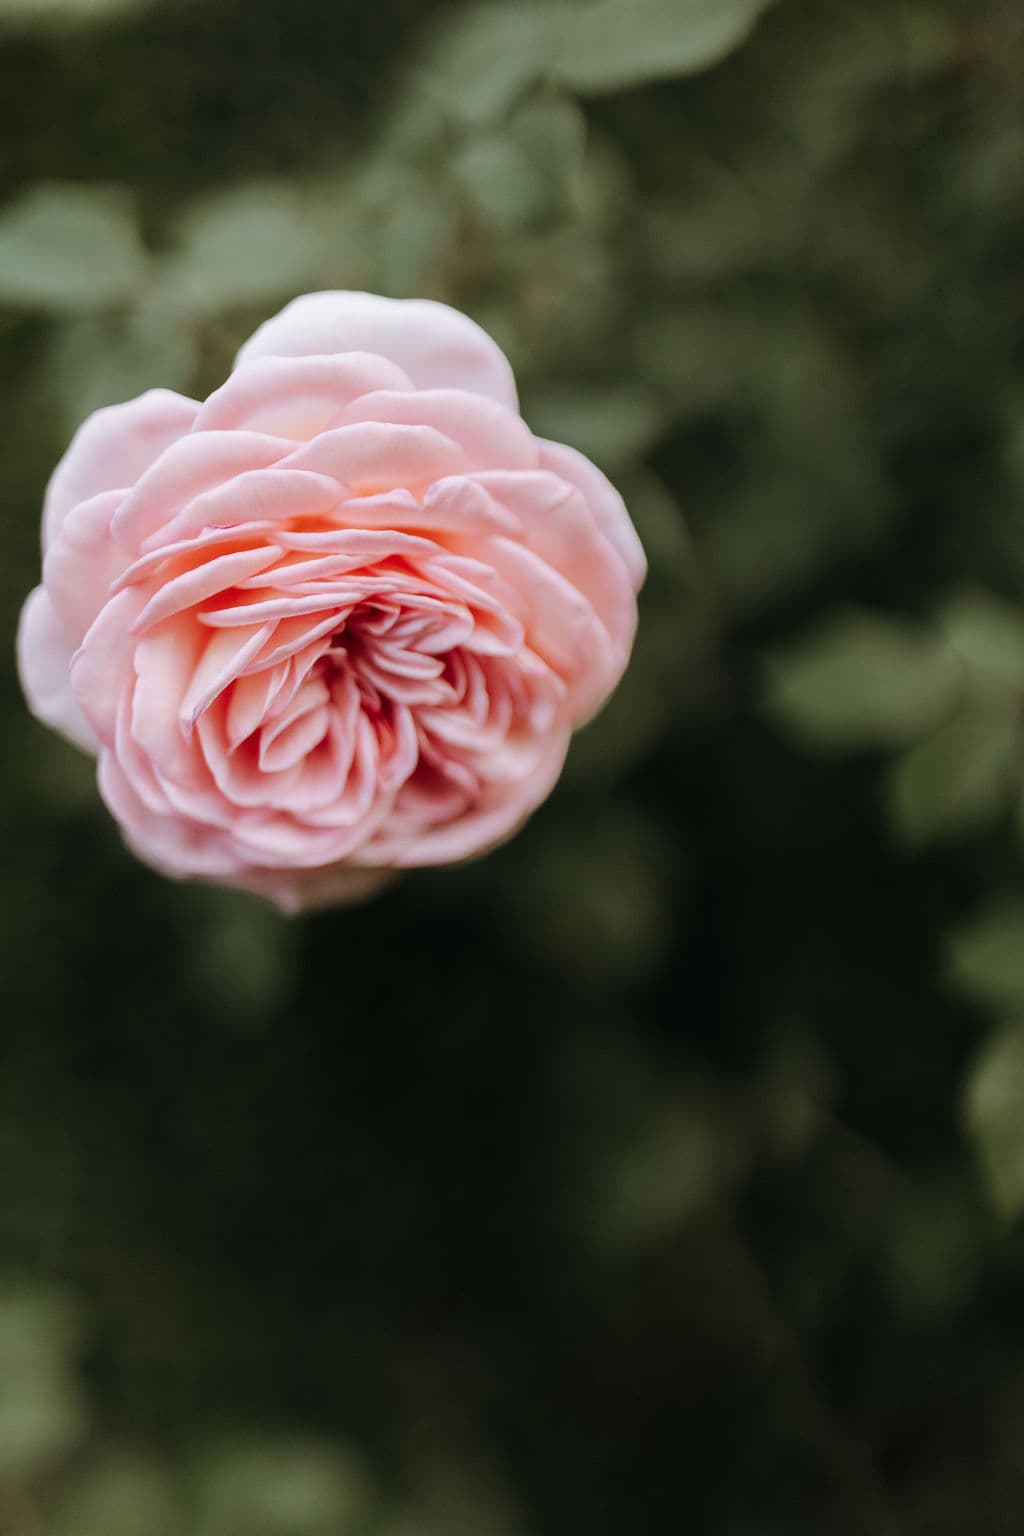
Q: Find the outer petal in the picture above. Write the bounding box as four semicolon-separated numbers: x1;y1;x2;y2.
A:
98;750;243;881
539;439;647;593
195;352;415;438
339;388;537;472
469;471;637;654
17;587;97;753
110;429;296;551
70;587;147;745
43;489;130;641
235;291;519;413
43;389;198;551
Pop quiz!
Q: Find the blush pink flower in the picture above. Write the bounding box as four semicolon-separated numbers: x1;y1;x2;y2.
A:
18;291;644;911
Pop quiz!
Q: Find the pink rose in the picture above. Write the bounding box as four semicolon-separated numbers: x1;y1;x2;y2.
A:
18;291;644;912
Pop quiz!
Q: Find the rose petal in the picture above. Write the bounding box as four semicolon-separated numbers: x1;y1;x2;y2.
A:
17;587;97;752
236;291;518;412
111;430;295;550
538;439;647;592
196;351;415;437
70;587;147;745
471;471;637;652
43;389;197;551
43;489;129;641
281;421;465;493
340;388;537;472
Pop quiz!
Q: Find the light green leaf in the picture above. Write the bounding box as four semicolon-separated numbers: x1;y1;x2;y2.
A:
48;306;197;434
948;901;1024;1011
193;1435;373;1536
888;707;1021;846
456;94;585;232
556;0;773;95
596;1100;726;1249
418;1;556;125
0;184;147;312
965;1022;1024;1218
763;609;960;750
0;1287;87;1474
47;1455;182;1536
160;183;324;317
0;0;146;20
938;587;1024;689
374;189;453;298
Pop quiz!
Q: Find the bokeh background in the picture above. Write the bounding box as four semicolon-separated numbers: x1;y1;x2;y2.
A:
2;0;1024;1531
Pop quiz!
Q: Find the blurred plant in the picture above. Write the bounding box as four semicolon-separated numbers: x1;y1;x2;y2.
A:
765;588;1024;849
4;0;1024;1532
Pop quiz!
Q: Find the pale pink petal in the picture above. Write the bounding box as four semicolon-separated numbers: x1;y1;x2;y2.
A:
538;439;647;592
236;291;518;412
112;521;282;593
98;750;244;881
196;352;415;437
177;624;277;732
483;538;621;721
155;468;344;546
340;389;537;472
132;546;280;632
42;489;129;641
281;421;465;493
129;618;208;779
70;587;147;744
17;587;97;753
43;389;198;551
471;471;637;652
111;430;295;550
362;726;571;867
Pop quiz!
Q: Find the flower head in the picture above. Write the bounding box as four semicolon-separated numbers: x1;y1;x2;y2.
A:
18;291;644;911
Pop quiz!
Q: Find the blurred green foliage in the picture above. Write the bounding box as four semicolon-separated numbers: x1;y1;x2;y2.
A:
3;0;1024;1532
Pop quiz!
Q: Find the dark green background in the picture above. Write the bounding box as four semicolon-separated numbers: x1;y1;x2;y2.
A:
3;1;1024;1532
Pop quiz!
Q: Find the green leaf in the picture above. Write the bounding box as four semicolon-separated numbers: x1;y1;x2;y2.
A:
0;0;146;21
939;587;1024;688
763;609;960;751
193;1435;373;1536
373;188;453;298
888;707;1021;846
556;0;773;95
965;1022;1024;1218
160;183;324;317
456;94;586;232
0;1287;87;1474
595;1099;727;1249
0;184;147;312
418;1;556;125
47;1455;182;1536
948;901;1024;1011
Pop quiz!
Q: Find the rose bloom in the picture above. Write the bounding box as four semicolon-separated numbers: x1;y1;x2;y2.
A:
18;292;644;912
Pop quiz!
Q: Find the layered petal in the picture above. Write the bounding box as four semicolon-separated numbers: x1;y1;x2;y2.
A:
43;389;197;551
235;291;519;412
17;587;96;752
